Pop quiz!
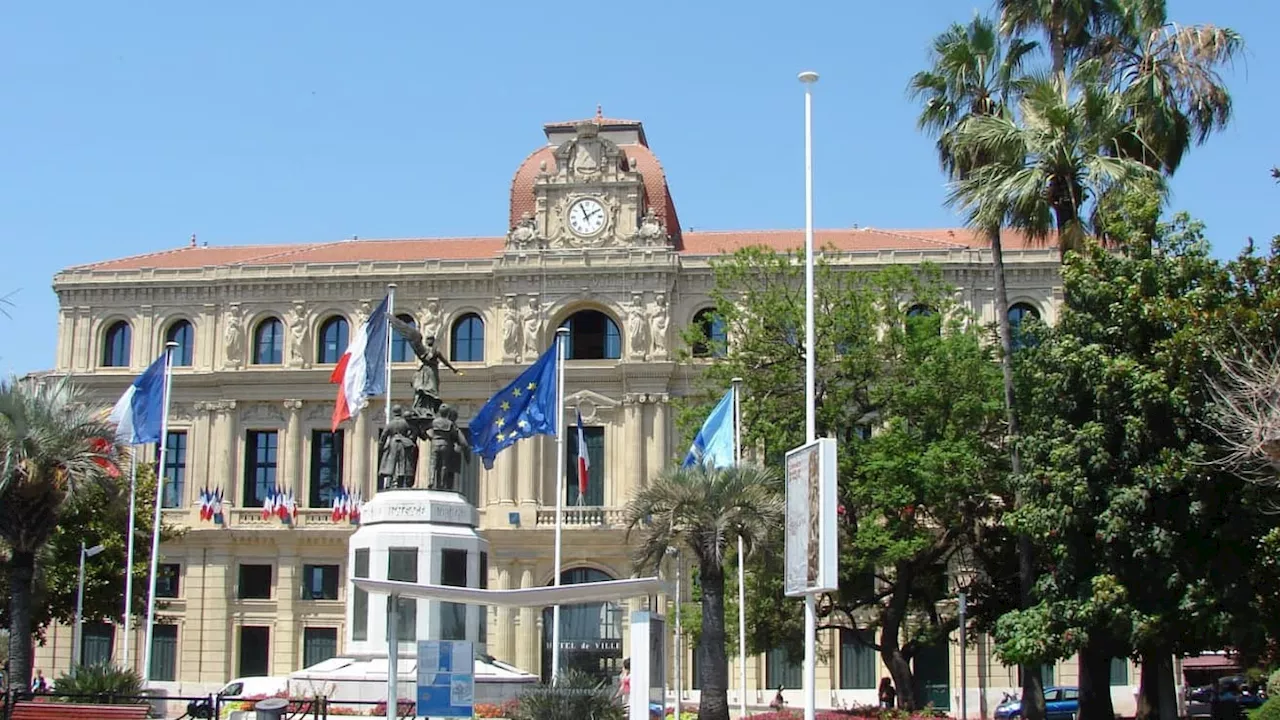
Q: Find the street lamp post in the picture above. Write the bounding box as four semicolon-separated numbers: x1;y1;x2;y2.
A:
73;542;106;669
667;546;682;720
798;68;820;720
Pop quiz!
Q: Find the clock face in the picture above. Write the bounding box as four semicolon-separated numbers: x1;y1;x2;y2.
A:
567;198;606;236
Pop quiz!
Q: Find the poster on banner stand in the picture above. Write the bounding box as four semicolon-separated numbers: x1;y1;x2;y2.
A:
784;438;838;596
416;640;474;718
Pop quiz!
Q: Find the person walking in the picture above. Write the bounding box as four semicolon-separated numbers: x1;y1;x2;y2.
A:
879;677;898;709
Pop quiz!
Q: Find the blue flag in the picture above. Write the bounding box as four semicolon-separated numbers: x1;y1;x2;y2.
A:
108;353;168;445
471;338;561;470
682;388;735;469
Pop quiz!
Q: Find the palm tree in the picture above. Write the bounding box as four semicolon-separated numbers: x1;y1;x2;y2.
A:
998;0;1107;78
1088;0;1242;174
624;463;783;720
910;16;1049;720
0;375;122;690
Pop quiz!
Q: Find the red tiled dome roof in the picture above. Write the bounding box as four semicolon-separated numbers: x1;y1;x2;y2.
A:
508;118;681;247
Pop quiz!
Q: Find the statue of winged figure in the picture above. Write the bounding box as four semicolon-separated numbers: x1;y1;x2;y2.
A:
390;313;464;415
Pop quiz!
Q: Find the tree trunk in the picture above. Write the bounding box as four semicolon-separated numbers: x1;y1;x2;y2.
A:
697;564;730;720
1078;642;1117;720
7;549;35;692
880;561;917;711
1136;650;1178;720
988;225;1047;720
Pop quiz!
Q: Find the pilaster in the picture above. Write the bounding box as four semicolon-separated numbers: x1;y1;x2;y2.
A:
648;394;671;473
283;400;303;493
213;401;239;503
515;564;536;672
274;550;297;673
625;394;647;495
353;412;369;496
493;563;513;664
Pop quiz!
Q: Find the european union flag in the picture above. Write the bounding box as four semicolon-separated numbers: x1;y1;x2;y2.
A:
471;338;560;470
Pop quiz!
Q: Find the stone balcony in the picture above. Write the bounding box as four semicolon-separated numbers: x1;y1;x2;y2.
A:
534;506;627;529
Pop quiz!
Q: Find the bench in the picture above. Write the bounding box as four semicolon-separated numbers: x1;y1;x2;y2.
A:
11;701;152;720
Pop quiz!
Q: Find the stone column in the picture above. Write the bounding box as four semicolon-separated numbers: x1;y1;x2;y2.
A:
353;411;370;496
283;400;303;497
496;446;516;505
494;564;513;663
515;565;537;672
274;550;297;674
199;549;232;683
218;401;239;503
650;395;670;473
513;444;534;506
138;305;154;368
626;394;647;495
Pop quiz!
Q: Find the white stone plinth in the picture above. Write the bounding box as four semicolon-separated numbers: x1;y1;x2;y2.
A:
345;489;489;659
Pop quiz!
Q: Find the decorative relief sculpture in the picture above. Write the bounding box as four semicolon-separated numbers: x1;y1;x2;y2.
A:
223;311;243;367
521;295;542;362
507;213;540;249
286;305;308;368
626;293;650;361
501;295;522;361
649;293;670;359
421;298;441;340
635;208;667;246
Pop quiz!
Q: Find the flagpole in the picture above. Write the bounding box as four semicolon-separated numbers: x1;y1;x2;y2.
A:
551;327;569;684
732;377;747;719
142;341;178;686
384;284;396;428
122;451;138;669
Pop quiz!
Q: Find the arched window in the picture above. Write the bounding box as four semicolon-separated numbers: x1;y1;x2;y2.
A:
540;567;622;684
1008;302;1041;349
450;314;485;363
101;321;132;367
560;310;621;360
317;316;349;364
391;314;417;363
165;320;194;367
905;304;941;338
692;309;727;358
253;318;284;365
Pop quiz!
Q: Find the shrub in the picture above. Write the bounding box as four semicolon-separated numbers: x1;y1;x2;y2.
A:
1268;670;1280;701
371;699;415;716
1250;698;1280;720
477;699;521;717
511;670;624;720
52;663;144;702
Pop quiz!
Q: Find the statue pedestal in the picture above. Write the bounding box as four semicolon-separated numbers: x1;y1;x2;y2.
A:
344;489;489;660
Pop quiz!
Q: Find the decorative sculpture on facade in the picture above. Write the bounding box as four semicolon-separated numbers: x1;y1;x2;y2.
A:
649;292;670;359
374;317;470;492
287;305;308;368
521;295;542;362
626;293;650;361
635;208;667;246
508;213;540;248
223;312;243;367
502;295;522;361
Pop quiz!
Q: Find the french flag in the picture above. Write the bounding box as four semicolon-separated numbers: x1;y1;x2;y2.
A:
330;295;390;431
576;410;589;503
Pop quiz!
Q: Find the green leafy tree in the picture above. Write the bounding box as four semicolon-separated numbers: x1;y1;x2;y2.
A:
910;18;1049;718
0;376;124;690
679;248;1007;709
0;463;165;638
1004;198;1280;720
624;464;783;720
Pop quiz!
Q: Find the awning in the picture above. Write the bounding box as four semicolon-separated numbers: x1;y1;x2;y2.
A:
351;576;669;607
1181;655;1240;671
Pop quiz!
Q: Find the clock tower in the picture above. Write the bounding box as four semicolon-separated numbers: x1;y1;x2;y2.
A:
506;111;681;251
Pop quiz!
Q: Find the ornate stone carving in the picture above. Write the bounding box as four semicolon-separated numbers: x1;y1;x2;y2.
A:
195;399;238;414
635;208;667;246
649;293;670;360
242;402;284;425
286;304;308;368
282;399;303;413
520;295;542;361
626;293;650;361
421;298;442;341
501;295;522;362
223;307;243;368
507;213;541;249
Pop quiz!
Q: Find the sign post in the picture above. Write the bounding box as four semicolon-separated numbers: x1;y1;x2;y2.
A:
416;640;475;719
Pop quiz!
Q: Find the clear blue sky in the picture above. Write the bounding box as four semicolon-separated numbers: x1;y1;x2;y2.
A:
2;1;1276;376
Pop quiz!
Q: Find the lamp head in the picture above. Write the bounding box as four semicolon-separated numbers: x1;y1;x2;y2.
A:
85;544;105;557
798;71;819;84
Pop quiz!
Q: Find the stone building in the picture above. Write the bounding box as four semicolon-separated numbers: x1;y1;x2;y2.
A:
35;113;1092;713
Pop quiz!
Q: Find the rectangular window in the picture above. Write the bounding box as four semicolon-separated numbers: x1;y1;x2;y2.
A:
387;548;417;641
459;428;479;506
690;644;701;690
439;549;467;641
309;430;344;508
161;431;187;508
238;626;270;678
238;564;273;600
1110;658;1129;686
1017;664;1056;687
565;426;605;506
478;552;488;645
352;549;369;641
303;627;339;668
839;628;877;689
156;563;181;598
81;622;114;667
243;431;279;508
149;624;178;681
301;564;340;600
766;648;802;690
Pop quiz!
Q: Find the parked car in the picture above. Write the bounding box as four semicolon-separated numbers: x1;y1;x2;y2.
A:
995;687;1080;720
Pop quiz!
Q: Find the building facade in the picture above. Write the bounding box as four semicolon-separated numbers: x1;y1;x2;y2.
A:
37;114;1095;713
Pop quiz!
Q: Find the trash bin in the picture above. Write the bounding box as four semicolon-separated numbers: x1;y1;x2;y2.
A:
254;697;290;720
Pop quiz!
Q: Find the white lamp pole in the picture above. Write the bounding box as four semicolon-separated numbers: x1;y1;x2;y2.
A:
667;547;682;720
73;542;106;669
798;68;820;720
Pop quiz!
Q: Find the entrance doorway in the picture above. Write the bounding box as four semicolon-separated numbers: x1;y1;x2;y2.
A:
913;640;951;710
540;567;624;684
